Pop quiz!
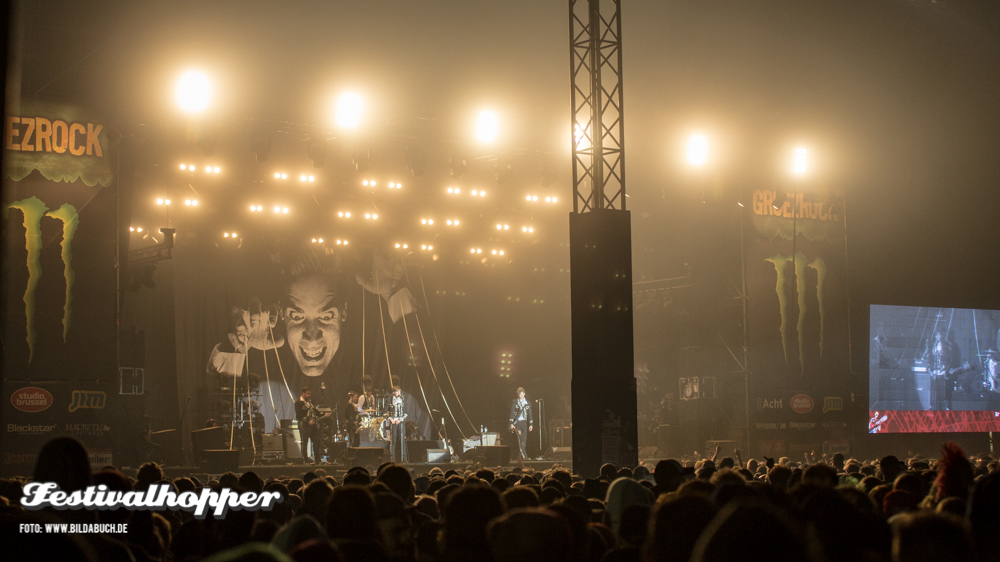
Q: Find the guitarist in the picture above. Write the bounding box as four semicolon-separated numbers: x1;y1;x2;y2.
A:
296;387;329;464
508;387;533;462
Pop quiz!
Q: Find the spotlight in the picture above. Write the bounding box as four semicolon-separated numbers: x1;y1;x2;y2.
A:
165;199;171;205
499;250;505;256
345;212;351;218
205;166;212;173
372;214;378;219
793;147;809;175
687;134;709;167
179;164;187;170
422;245;427;250
428;219;433;225
422;219;427;224
281;173;287;179
405;146;426;177
213;167;220;173
475;110;499;143
477;248;482;254
137;227;143;232
492;250;497;255
478;190;486;197
496;224;502;230
301;175;307;181
307;139;327;168
175;70;212;114
129;227;135;232
312;238;317;243
185;199;192;205
336;240;342;245
545;196;551;202
366;213;371;219
251;205;257;211
363;180;369;186
274;173;281;179
232;232;237;238
403;244;408;249
274;206;281;213
335;92;364;130
449;152;468;179
192;199;199;206
526;195;531;201
472;190;478;196
157;198;164;205
470;248;476;254
250;131;271;162
318;238;323;243
224;233;229;238
389;182;395;188
282;207;289;214
396;243;401;248
309;176;315;182
532;196;538;201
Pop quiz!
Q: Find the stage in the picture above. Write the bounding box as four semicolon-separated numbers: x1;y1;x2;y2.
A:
160;459;569;480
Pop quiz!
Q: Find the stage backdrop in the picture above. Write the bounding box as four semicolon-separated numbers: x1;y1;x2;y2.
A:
2;101;117;476
746;188;853;456
172;238;440;462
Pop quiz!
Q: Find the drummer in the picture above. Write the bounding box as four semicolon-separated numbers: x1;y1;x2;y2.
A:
357;388;376;413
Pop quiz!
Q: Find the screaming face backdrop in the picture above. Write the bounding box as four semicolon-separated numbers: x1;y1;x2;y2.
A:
745;188;852;457
2;101;117;476
175;236;436;451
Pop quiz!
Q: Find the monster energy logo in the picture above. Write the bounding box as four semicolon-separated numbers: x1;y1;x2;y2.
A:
765;252;826;376
6;196;78;362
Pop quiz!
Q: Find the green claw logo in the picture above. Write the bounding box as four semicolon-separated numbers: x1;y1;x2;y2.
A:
6;196;78;362
765;253;826;376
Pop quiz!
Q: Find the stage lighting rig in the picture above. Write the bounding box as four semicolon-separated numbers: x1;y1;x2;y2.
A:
307;139;327;168
476;110;499;143
274;172;288;180
421;218;435;225
522;226;534;233
405;146;426;177
352;144;370;173
450;153;468;179
337;211;353;218
388;182;403;189
447;187;461;195
156;198;171;206
299;174;316;182
471;189;487;197
184;199;199;206
446;219;460;226
495;158;512;184
250;131;271;163
250;205;263;212
336;239;350;245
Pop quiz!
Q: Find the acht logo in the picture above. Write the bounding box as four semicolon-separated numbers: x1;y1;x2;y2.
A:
10;387;53;413
68;391;105;412
822;396;843;413
790;394;814;414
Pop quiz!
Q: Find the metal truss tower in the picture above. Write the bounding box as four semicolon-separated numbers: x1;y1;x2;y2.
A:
570;0;627;213
568;0;638;476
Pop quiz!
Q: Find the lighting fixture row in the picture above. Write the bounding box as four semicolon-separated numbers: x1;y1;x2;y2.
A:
180;164;221;174
526;195;558;203
422;218;461;226
446;187;488;197
336;210;379;219
273;172;316;182
362;180;403;189
469;248;506;256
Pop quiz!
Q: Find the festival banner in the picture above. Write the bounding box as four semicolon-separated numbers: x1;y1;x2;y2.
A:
2;101;117;476
745;188;853;454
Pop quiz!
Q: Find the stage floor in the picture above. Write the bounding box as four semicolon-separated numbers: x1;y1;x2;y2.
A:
162;459;568;480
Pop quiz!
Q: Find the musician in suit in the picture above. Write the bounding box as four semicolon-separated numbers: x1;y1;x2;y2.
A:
295;387;327;463
345;391;362;447
508;387;533;461
386;387;408;463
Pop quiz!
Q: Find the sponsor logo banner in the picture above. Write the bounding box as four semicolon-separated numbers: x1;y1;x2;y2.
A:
6;423;57;435
790;394;814;414
822;396;843;413
68;390;106;412
10;387;53;413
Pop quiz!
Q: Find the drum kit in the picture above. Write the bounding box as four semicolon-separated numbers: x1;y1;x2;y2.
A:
358;411;390;441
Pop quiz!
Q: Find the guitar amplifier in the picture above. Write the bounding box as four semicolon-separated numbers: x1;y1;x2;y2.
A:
481;432;498;446
261;433;283;452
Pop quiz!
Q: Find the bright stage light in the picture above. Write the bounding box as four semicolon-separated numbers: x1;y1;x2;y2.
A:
274;173;281;179
274;206;281;213
137;227;143;232
363;180;369;186
475;110;499;143
499;250;505;256
193;200;198;206
479;190;486;197
318;238;323;243
205;166;212;173
472;190;478;196
687;134;709;167
214;167;220;173
504;224;509;230
224;233;229;238
422;219;427;225
157;198;164;205
301;175;307;181
185;199;192;206
282;207;289;214
175;70;212;114
492;250;497;255
335;92;364;130
165;199;171;205
793;147;809;175
231;232;237;238
309;176;315;182
129;227;134;232
395;243;401;248
496;224;502;230
180;164;186;171
545;197;551;202
281;173;287;179
312;238;317;243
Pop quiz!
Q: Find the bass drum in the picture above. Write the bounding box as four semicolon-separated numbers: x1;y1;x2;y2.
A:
366;425;385;442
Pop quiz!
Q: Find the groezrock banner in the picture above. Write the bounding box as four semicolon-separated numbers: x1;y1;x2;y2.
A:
2;101;116;477
745;188;852;455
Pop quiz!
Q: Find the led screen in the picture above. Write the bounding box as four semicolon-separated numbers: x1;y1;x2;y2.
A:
869;305;1000;433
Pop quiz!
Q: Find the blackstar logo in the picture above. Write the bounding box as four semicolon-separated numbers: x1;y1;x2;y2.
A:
790;394;814;414
7;423;57;435
10;387;53;413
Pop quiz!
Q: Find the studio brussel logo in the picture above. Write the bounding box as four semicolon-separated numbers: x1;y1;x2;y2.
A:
11;387;53;413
